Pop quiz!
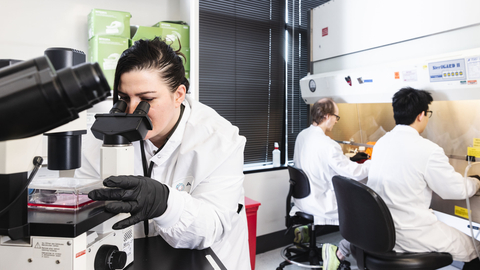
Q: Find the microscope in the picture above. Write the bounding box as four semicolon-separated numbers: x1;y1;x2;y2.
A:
0;49;147;270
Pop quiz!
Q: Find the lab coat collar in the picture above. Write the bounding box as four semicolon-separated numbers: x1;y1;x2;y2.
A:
392;124;420;136
148;97;191;164
167;97;190;146
310;124;326;135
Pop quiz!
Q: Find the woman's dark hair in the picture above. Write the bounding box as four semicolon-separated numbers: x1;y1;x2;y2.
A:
392;87;433;125
113;37;189;103
310;98;335;125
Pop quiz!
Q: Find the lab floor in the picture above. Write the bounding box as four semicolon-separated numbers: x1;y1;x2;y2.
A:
255;230;462;270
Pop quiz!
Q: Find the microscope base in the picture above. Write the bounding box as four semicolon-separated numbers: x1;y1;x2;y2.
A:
0;204;134;269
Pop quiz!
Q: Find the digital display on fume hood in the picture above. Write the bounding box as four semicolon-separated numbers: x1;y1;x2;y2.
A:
428;58;466;82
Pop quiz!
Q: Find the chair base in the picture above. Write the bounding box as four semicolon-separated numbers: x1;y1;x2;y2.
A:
277;243;323;269
351;245;453;270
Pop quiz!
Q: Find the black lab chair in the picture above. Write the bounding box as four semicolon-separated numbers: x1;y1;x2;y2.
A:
332;175;453;270
277;166;334;270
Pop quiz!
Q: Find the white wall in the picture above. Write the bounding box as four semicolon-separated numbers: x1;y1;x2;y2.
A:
0;0;183;60
1;0;199;99
244;169;290;236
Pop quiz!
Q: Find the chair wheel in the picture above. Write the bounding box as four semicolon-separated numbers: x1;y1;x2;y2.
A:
339;260;351;270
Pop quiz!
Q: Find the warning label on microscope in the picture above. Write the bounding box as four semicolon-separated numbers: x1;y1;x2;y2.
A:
36;241;65;258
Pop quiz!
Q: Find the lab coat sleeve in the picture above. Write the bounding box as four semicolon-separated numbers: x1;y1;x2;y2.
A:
424;147;480;199
152;135;246;250
327;143;370;180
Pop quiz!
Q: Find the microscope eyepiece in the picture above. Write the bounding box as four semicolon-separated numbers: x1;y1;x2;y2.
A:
109;100;128;114
133;101;150;115
92;100;152;143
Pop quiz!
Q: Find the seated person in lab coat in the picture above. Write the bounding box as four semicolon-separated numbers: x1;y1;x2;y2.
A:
365;87;480;269
293;98;370;270
75;37;251;270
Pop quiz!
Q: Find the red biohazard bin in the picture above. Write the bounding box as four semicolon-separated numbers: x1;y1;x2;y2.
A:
245;197;261;270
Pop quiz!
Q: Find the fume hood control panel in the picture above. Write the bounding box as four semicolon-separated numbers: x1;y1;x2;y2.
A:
300;48;480;104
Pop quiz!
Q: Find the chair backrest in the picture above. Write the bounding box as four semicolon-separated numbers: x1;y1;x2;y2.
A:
285;166;311;228
332;175;396;253
288;165;311;199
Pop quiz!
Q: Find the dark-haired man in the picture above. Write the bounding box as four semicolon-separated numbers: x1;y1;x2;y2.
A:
366;87;480;269
293;97;370;270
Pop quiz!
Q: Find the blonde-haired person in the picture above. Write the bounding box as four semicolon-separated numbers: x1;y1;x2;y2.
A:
293;98;370;270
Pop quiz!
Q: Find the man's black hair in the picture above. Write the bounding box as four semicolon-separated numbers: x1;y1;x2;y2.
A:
392;87;433;125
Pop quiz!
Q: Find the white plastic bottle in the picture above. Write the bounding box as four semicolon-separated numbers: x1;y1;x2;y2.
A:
273;142;281;167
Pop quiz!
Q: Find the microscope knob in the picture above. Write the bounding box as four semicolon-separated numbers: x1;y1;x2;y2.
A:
94;244;127;270
111;250;127;269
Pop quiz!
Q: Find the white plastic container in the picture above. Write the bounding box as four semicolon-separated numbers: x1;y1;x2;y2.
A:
273;142;281;167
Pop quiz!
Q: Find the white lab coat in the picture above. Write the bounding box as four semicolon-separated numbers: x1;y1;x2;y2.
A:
367;125;480;262
75;96;251;270
292;125;370;225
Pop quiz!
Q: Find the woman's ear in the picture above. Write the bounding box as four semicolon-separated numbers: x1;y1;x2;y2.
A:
174;84;186;107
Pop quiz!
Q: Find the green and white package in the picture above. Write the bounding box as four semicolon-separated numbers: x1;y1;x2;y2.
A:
88;8;131;40
130;25;163;43
182;47;190;72
153;21;190;50
88;36;129;89
152;21;190;71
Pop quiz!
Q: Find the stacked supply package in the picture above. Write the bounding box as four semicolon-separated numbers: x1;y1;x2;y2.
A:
130;26;163;47
153;21;190;79
88;9;131;90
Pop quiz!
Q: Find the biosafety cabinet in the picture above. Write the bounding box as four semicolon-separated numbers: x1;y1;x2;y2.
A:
302;0;480;238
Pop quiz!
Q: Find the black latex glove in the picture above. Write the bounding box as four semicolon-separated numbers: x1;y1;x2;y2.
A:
88;175;169;230
350;152;369;162
469;175;480;181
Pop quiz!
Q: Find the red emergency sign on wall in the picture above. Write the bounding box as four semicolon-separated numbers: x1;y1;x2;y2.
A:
322;27;328;37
